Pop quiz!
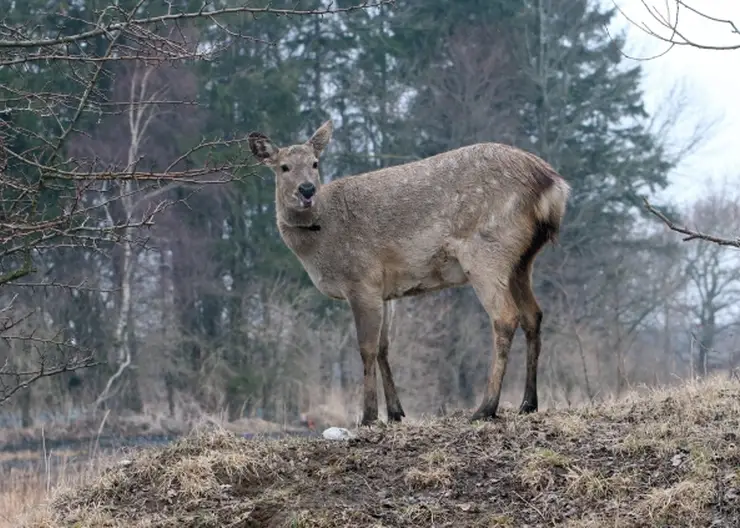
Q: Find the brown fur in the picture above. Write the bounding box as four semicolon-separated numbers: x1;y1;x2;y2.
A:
248;120;570;425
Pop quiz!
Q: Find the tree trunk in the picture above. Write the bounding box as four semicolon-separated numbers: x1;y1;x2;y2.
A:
699;315;716;377
20;388;32;428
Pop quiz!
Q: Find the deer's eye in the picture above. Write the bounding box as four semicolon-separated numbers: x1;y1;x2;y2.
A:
312;161;318;169
281;164;290;172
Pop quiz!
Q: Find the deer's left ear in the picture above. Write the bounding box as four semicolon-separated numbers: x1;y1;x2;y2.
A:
248;132;280;164
307;120;333;157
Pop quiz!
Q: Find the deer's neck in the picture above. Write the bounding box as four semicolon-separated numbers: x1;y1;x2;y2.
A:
277;213;323;260
275;193;324;259
277;204;320;229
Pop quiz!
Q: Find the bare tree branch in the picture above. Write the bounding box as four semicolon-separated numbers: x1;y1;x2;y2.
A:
0;356;98;404
644;198;740;248
0;0;387;406
615;1;740;54
0;1;394;50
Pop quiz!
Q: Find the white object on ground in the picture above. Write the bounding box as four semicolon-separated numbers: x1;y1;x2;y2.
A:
322;427;355;440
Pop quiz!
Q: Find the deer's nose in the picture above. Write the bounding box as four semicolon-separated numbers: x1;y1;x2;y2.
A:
298;182;316;199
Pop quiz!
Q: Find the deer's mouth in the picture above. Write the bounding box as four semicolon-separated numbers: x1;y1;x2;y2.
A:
299;196;314;208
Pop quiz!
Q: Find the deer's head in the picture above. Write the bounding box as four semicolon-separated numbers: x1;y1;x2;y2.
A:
248;120;333;220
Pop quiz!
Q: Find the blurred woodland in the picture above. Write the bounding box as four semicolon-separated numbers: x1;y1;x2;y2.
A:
0;0;739;433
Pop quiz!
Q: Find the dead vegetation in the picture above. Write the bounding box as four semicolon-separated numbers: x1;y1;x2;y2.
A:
19;376;740;527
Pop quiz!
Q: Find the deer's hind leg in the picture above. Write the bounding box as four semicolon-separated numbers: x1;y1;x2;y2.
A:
461;247;521;421
377;300;406;422
511;221;551;414
511;264;542;414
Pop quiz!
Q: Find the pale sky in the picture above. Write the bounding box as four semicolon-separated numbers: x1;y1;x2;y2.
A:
608;0;740;206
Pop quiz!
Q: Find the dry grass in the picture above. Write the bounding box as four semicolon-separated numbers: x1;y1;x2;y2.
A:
10;376;740;527
0;454;113;528
404;448;460;489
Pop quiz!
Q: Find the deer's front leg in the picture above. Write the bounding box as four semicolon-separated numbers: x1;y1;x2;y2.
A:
348;292;384;426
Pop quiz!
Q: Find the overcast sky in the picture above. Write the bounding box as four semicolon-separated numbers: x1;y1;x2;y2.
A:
608;0;740;206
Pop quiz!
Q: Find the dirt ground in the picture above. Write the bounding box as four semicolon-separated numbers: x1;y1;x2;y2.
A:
21;377;740;527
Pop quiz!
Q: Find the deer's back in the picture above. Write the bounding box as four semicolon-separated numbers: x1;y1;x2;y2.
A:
324;142;555;237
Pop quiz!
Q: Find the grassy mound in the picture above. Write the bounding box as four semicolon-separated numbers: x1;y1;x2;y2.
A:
24;377;740;527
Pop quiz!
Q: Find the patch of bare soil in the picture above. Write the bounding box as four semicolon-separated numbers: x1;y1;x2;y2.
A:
23;377;740;527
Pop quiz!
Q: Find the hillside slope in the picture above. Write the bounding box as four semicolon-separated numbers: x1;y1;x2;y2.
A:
24;377;740;527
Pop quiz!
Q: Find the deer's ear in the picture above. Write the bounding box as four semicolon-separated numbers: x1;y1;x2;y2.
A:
248;132;279;164
307;120;333;156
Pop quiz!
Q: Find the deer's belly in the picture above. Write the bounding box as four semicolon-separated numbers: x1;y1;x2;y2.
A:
384;257;468;300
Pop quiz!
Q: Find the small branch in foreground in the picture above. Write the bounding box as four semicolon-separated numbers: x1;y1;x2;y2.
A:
0;356;99;405
644;198;740;248
613;0;740;56
0;1;395;49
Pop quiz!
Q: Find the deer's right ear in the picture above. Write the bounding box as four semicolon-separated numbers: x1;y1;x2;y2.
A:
248;132;279;164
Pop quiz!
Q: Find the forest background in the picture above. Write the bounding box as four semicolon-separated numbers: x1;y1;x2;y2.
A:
1;0;739;433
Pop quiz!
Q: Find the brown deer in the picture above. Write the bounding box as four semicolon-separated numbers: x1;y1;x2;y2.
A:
248;120;570;426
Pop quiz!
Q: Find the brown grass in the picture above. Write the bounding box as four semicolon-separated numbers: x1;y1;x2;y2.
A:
11;376;740;527
0;454;113;528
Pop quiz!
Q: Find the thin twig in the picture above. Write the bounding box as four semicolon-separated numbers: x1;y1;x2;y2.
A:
644;198;740;248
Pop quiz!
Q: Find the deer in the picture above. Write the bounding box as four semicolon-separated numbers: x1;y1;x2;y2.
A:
248;120;570;426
